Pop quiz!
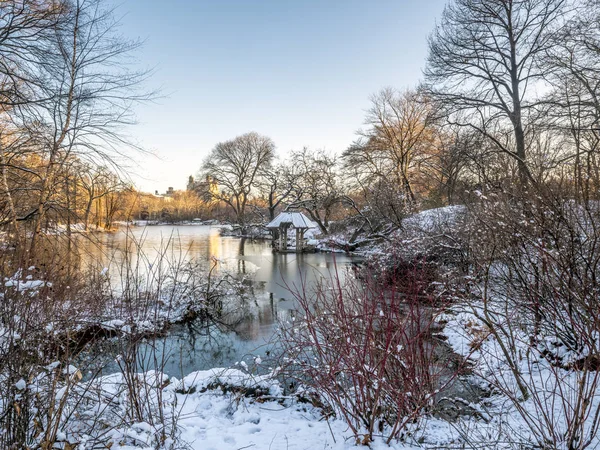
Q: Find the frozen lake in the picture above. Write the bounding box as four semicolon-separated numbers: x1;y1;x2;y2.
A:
82;224;361;376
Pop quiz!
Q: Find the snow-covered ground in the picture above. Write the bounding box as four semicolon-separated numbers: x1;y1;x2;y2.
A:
312;205;467;255
402;205;466;233
438;296;600;449
45;367;461;450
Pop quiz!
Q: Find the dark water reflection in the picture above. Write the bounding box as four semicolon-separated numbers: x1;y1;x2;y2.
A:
83;225;360;376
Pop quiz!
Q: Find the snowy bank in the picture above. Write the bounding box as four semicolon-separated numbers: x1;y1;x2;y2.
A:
47;366;459;450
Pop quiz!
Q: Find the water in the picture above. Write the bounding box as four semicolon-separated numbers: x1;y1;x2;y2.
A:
83;225;361;376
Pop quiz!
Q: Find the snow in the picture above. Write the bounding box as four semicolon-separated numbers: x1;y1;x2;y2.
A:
3;268;52;292
4;278;47;291
439;300;600;449
55;386;68;402
59;368;441;450
173;386;408;450
101;319;126;330
266;212;319;230
402;205;466;232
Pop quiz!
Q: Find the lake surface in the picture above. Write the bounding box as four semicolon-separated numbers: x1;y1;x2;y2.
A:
83;225;360;376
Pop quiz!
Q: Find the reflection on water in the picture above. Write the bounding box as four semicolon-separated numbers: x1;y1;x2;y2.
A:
84;225;360;376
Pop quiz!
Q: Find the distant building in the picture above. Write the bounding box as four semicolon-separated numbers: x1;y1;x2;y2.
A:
187;175;219;203
150;189;172;202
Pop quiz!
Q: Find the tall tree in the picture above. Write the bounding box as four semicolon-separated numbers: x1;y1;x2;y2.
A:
77;164;120;230
255;161;295;222
201;132;275;228
287;148;344;235
423;0;568;187
27;0;149;253
544;0;600;201
0;1;63;241
344;88;436;206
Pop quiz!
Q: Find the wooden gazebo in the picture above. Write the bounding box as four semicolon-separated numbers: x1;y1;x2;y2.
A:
266;212;317;253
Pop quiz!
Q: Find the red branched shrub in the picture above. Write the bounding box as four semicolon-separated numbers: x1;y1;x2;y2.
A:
279;262;453;444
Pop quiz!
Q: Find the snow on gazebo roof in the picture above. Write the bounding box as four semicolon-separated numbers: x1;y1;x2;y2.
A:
265;212;318;229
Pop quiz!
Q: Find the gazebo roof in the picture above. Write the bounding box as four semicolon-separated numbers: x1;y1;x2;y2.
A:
266;212;318;229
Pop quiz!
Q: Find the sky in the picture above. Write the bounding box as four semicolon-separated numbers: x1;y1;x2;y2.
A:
112;0;448;193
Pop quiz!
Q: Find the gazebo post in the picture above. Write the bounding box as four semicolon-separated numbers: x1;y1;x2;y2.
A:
279;224;284;250
280;224;288;250
296;228;305;252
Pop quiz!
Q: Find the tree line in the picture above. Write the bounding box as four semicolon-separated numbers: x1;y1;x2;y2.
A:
198;0;600;242
0;0;150;259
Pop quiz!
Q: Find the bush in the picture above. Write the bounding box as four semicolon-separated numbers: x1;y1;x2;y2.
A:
278;263;455;444
456;189;600;449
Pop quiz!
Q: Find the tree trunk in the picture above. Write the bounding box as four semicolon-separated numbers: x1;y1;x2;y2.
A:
0;142;21;245
30;6;80;256
83;194;94;231
508;12;532;188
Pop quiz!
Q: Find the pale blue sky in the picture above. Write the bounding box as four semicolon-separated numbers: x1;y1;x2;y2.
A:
114;0;447;192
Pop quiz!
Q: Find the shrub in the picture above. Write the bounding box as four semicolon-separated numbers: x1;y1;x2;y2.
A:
457;189;600;449
278;263;454;444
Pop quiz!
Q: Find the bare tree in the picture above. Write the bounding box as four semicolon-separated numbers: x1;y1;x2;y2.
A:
342;88;442;235
0;1;64;242
0;0;151;254
287;148;344;235
24;0;150;254
255;161;295;222
423;0;569;187
201;132;275;229
101;177;128;230
345;88;436;205
0;123;37;240
77;164;121;230
420;125;472;205
0;0;63;109
542;0;600;201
